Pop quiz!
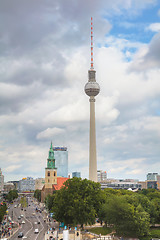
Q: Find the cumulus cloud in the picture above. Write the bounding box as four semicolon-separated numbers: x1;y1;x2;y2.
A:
37;127;65;139
147;23;160;32
0;0;160;181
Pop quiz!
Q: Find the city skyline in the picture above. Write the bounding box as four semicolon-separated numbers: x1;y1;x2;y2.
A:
0;0;160;182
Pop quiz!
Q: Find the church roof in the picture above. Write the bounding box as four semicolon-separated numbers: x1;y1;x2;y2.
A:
53;177;69;191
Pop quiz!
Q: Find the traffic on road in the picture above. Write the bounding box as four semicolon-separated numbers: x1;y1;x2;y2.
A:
0;196;56;240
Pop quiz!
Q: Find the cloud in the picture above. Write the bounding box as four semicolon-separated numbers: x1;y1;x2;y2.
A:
37;127;65;140
147;23;160;32
0;0;160;182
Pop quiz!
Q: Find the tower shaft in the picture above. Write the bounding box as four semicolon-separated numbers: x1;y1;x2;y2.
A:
89;96;97;182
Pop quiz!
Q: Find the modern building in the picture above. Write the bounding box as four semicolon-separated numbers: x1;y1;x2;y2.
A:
97;170;107;182
8;181;19;190
99;179;141;190
84;17;100;182
147;173;158;181
18;177;35;192
157;175;160;190
72;172;81;178
147;180;157;189
0;168;4;191
41;142;69;202
53;147;68;177
35;178;45;190
138;181;147;189
3;182;15;192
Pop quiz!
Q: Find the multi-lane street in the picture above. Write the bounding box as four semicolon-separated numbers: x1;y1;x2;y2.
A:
7;197;54;240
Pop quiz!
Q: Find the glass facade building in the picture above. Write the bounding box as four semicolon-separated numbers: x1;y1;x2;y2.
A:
72;172;81;178
53;147;68;178
147;173;158;181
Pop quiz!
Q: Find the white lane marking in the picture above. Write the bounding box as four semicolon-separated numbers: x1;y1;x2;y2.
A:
35;214;45;240
22;209;34;237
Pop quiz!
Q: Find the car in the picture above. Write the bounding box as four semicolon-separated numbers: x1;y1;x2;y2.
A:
34;222;37;224
20;214;24;217
18;232;23;238
34;229;39;234
38;221;40;224
22;221;25;224
18;216;21;220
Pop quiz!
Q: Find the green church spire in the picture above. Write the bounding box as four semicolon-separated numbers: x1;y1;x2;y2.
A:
47;141;55;169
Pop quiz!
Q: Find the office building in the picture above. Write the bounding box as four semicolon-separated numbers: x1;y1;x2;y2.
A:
0;168;4;191
97;170;107;182
53;147;68;177
147;173;158;181
18;177;35;192
3;182;15;192
72;172;81;178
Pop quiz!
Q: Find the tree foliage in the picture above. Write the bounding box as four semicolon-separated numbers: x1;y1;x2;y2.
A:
0;202;7;223
50;178;105;227
34;189;41;202
5;189;18;202
100;195;150;237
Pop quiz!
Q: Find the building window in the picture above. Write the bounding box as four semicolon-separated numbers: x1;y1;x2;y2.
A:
54;171;56;176
48;179;50;183
48;172;50;177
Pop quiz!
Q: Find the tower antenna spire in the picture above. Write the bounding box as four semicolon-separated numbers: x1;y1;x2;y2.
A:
91;17;94;70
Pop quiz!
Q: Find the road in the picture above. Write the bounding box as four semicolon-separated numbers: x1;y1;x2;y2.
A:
8;197;51;240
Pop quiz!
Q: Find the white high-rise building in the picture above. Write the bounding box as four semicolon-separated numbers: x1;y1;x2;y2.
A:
53;147;68;178
84;17;100;182
0;168;4;191
97;170;107;182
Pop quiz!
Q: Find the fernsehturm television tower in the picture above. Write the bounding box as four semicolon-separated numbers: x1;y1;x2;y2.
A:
85;17;100;182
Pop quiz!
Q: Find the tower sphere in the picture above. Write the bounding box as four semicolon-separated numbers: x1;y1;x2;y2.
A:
85;81;100;97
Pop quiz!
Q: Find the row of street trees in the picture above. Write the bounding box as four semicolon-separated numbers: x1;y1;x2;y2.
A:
0;202;7;223
44;178;160;238
4;189;18;202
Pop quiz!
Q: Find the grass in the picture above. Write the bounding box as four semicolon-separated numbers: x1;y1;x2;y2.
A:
87;227;113;235
20;197;27;208
150;227;160;238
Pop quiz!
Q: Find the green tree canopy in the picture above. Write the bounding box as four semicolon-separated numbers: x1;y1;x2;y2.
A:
51;178;105;227
100;195;150;237
6;189;18;202
34;189;41;202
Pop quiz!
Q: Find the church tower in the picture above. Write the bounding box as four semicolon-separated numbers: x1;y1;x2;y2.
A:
45;142;57;188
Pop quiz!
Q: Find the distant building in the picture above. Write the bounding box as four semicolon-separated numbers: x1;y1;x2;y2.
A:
157;175;160;190
138;181;147;189
35;178;45;190
100;178;141;190
53;147;68;177
0;168;4;191
147;180;157;189
3;182;15;192
18;177;35;192
147;173;158;181
41;142;69;202
97;170;107;182
8;181;19;190
72;172;81;178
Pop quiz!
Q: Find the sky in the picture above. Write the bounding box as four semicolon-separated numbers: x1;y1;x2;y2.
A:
0;0;160;182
